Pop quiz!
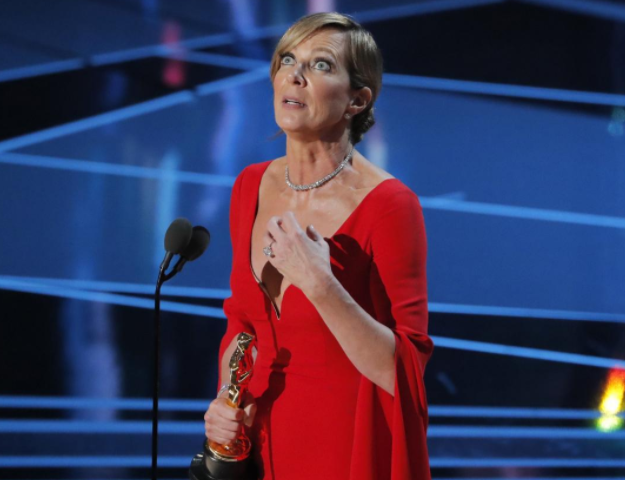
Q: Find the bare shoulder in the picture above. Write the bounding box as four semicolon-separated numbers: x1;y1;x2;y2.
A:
261;156;287;189
351;152;395;190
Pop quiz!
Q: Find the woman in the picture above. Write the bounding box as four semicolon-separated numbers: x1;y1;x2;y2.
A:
204;12;433;480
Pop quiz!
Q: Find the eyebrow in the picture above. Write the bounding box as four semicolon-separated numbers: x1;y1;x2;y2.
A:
310;47;338;59
284;46;338;59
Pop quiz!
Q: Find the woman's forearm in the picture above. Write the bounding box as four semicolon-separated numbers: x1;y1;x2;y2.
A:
305;274;396;395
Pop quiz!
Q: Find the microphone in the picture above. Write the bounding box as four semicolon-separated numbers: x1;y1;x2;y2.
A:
152;219;209;480
160;217;193;273
170;226;211;275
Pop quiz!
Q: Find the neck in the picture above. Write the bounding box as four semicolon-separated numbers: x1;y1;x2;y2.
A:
285;135;353;186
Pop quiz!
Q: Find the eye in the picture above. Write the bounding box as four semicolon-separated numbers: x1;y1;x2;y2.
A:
280;54;295;66
313;59;332;71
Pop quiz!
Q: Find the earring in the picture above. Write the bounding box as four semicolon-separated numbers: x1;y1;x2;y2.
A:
344;113;351;119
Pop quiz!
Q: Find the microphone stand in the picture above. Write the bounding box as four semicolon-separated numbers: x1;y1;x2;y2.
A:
152;264;180;480
151;222;208;479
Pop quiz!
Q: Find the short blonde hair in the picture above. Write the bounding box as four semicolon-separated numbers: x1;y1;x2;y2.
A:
270;12;383;144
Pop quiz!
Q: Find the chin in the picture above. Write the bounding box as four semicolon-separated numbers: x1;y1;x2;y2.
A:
276;118;308;135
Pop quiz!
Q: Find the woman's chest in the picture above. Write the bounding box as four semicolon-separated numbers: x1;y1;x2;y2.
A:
248;200;373;318
240;224;375;323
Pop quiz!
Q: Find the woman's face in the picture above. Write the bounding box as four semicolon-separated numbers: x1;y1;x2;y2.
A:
273;28;353;140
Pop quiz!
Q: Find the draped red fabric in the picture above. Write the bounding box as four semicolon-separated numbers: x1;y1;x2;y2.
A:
215;161;433;480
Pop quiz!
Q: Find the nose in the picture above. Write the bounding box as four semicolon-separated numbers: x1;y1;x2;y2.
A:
287;63;306;86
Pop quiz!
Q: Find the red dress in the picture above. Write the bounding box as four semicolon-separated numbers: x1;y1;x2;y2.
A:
218;160;433;480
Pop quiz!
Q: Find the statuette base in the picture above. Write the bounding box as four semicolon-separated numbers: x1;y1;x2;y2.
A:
188;440;254;480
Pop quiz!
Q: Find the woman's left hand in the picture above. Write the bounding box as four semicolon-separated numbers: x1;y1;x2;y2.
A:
264;211;333;297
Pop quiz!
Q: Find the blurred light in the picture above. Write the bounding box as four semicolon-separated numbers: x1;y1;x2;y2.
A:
154;148;181;270
228;0;254;38
163;58;186;88
308;0;336;13
599;368;625;414
608;106;625;137
597;415;623;432
161;21;187;88
596;368;625;432
608;123;624;137
363;122;388;170
613;107;625;122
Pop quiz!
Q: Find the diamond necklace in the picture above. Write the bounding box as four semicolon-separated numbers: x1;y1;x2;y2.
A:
285;146;354;191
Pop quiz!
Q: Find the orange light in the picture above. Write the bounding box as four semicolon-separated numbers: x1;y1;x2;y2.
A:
596;368;624;433
600;369;625;415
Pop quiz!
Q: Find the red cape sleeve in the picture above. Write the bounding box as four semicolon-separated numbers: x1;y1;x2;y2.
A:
349;186;434;480
217;167;256;393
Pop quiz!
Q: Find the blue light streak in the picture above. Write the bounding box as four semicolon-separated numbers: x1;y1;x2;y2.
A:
430;458;625;468
3;155;624;233
0;456;189;468
419;195;625;229
0;395;207;411
89;45;172;66
354;0;504;23
0;153;236;186
436;478;625;480
428;302;625;324
3;60;622;160
520;0;625;22
1;279;621;368
0;91;194;153
2;395;621;419
0;59;86;83
2;420;624;439
429;405;625;419
427;426;625;439
233;24;290;41
432;336;625;369
0;456;623;469
1;276;622;324
384;73;625;107
0;69;267;153
194;68;267;96
0;276;230;298
178;33;236;50
0;420;201;434
160;51;269;71
0;278;226;319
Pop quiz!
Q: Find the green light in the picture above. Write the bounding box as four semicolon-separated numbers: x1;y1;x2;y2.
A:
596;415;623;433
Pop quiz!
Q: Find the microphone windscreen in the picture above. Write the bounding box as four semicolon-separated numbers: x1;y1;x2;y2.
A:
181;226;211;261
164;218;193;254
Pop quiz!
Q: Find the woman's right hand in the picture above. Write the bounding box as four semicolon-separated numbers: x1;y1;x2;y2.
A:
204;390;256;444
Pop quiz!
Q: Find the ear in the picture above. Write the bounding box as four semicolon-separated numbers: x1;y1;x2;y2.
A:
347;86;372;117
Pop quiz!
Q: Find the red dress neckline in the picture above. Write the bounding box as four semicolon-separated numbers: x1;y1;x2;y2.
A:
247;159;399;319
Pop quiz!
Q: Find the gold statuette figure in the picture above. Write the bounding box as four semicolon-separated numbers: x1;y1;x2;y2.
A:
189;332;256;480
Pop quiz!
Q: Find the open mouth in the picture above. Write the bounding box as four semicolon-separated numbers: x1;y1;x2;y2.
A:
283;98;305;107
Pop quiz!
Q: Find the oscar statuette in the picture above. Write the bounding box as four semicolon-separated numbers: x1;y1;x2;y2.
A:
189;332;256;480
